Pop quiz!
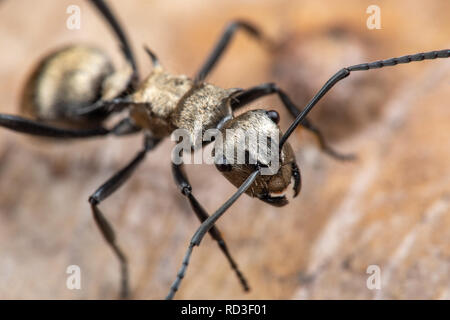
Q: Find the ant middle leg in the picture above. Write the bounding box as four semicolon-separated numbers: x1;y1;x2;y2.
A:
88;135;161;298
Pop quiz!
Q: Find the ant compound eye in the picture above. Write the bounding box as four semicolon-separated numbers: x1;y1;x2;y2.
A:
266;110;280;124
215;156;233;172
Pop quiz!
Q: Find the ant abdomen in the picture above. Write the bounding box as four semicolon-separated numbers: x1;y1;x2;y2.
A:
20;45;116;128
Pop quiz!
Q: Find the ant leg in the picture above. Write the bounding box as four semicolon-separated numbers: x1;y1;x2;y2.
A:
195;20;269;83
300;119;356;161
231;83;355;160
172;163;250;292
280;49;450;148
88;135;160;299
89;0;139;87
109;117;141;136
166;170;261;300
69;97;131;117
82;0;138;118
0;114;140;138
0;114;109;138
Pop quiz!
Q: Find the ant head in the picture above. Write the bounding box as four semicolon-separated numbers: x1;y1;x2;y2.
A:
213;109;300;206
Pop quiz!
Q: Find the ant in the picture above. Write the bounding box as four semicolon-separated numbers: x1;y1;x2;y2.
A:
1;0;448;299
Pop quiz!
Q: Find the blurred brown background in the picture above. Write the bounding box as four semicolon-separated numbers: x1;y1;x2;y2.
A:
0;0;449;299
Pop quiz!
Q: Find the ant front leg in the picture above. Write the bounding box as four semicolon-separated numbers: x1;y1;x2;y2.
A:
88;135;161;299
166;170;261;300
231;83;355;161
171;162;250;292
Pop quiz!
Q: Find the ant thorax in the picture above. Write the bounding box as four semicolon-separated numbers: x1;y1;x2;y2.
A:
129;68;238;141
